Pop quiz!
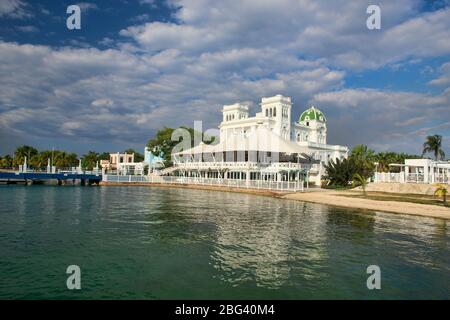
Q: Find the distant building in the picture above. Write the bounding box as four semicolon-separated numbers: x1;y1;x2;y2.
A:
375;159;450;184
101;152;145;175
101;152;135;170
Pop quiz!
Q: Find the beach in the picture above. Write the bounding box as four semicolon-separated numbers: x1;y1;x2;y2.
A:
283;190;450;220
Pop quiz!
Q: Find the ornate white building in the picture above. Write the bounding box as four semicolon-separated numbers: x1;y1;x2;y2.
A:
172;94;348;187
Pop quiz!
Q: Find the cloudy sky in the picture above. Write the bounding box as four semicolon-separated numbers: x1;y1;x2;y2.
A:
0;0;449;156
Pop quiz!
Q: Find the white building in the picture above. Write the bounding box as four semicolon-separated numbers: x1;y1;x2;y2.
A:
375;159;450;184
101;152;145;175
171;94;348;187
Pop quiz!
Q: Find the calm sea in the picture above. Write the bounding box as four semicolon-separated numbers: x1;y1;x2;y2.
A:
0;185;448;299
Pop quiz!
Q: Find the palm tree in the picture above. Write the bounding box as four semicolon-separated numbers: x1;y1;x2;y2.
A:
352;173;368;196
422;135;445;160
13;145;38;166
434;184;448;206
323;157;357;187
82;151;99;170
351;144;375;161
0;155;13;167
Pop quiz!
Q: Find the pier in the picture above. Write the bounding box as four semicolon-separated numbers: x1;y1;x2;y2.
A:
0;171;102;185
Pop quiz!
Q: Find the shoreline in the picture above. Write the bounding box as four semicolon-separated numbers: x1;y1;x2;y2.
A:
283;190;450;220
99;181;286;197
100;181;450;220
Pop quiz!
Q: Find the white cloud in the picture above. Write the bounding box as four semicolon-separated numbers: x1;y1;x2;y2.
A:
91;98;114;107
429;62;450;86
310;88;450;152
121;0;450;70
1;1;450;154
0;41;345;146
76;2;98;12
16;25;39;33
0;0;31;19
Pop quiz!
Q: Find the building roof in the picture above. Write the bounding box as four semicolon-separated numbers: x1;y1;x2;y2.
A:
173;126;308;157
299;106;326;123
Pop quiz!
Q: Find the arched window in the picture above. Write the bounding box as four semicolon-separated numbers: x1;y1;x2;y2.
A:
297;133;300;142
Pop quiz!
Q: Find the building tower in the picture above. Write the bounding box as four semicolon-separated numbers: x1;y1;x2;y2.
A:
260;94;292;140
298;106;327;144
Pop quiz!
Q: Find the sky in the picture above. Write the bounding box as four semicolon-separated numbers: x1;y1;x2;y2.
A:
0;0;450;156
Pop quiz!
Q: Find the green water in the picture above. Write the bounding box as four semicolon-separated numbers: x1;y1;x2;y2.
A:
0;185;448;299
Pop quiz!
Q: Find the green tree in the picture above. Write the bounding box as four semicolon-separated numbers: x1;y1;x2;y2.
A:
53;151;78;167
98;152;110;161
353;173;368;196
147;127;214;166
81;151;99;170
323;158;357;187
123;149;144;162
422;135;445;160
30;151;50;167
350;144;375;178
351;144;375;162
0;155;13;167
13;145;38;166
434;184;448;205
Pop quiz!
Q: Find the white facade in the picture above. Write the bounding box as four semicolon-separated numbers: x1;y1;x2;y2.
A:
216;95;348;184
171;94;348;186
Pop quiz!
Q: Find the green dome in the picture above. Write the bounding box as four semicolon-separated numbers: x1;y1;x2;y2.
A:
299;106;326;123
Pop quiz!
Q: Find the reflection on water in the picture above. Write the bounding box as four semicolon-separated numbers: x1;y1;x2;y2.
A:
210;194;331;288
0;185;448;299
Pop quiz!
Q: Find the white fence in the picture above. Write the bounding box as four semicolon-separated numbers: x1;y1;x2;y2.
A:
374;172;449;184
103;174;304;192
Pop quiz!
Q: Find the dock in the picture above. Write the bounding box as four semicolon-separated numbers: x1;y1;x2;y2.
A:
0;171;102;185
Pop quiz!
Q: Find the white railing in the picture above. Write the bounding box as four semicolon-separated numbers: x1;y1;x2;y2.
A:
173;161;304;171
374;172;449;184
374;172;404;183
103;174;304;192
434;175;449;183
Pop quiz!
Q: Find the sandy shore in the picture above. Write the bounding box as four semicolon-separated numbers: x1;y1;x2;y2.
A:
100;181;450;220
283;190;450;220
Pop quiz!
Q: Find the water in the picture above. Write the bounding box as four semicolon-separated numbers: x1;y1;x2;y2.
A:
0;185;448;299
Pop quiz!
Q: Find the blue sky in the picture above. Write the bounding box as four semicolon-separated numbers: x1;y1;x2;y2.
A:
0;0;450;156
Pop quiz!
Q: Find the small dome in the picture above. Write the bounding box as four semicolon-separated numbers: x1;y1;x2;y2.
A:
299;106;326;123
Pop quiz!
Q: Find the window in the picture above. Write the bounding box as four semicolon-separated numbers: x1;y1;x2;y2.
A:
270;108;272;117
273;107;276;117
265;109;268;117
